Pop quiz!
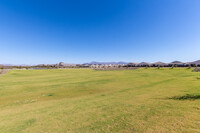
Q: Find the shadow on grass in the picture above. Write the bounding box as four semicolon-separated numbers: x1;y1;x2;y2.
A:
169;94;200;100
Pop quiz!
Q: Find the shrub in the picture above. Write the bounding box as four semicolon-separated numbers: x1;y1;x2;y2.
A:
0;66;4;70
192;67;200;72
171;64;174;69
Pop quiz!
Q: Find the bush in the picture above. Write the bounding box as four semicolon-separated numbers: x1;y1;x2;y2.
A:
171;65;174;69
192;67;200;72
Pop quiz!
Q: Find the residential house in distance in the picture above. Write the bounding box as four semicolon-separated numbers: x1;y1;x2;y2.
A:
85;60;200;68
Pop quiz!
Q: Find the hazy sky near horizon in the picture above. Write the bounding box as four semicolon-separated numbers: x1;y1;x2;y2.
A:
0;0;200;64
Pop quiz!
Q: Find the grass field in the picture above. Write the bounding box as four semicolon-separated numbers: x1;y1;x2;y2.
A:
0;68;200;133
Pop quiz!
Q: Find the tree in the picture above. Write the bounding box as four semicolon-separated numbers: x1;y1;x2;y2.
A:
171;64;174;69
26;66;30;70
188;65;191;69
18;66;22;69
0;66;4;71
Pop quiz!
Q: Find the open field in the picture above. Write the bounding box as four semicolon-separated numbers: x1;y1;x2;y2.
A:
0;68;200;133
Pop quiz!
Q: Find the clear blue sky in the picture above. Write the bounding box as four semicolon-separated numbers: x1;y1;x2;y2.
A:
0;0;200;64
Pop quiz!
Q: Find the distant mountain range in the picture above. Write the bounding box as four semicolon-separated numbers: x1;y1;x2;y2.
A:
191;60;200;64
1;64;32;66
84;60;200;65
83;61;130;65
1;60;200;66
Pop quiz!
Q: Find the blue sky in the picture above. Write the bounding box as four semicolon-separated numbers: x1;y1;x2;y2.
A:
0;0;200;64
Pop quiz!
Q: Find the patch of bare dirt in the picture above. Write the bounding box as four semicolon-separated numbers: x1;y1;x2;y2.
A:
0;69;9;76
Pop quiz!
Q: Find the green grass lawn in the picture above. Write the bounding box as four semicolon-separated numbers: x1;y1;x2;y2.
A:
0;68;200;133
